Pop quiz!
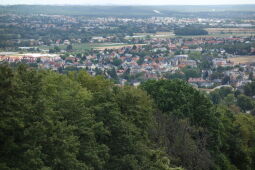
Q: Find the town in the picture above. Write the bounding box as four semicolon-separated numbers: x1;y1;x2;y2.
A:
1;7;255;90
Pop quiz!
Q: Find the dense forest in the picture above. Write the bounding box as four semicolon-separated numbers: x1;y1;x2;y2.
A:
1;64;255;170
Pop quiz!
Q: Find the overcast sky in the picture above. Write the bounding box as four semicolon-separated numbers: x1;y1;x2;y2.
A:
1;0;255;5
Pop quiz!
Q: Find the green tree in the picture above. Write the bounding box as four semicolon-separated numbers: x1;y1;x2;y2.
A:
0;65;108;169
70;70;181;169
189;51;202;60
107;67;119;83
233;114;255;170
244;81;255;97
141;79;221;169
223;94;236;106
237;94;254;112
181;66;200;80
66;44;73;52
112;58;122;66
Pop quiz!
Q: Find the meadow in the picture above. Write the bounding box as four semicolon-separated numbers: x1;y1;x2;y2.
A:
229;55;255;64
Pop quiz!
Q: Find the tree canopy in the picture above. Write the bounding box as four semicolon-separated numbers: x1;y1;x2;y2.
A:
0;64;180;170
1;64;255;170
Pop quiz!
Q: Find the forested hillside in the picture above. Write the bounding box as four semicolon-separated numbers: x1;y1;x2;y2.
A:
0;64;255;170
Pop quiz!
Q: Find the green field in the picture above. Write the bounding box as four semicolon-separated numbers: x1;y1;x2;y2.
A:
92;43;128;47
93;43;146;50
126;32;175;39
178;33;255;38
37;43;142;52
126;32;255;40
38;43;92;51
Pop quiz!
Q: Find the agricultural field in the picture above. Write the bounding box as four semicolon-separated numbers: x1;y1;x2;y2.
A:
126;32;175;39
93;43;146;50
177;33;255;38
37;43;147;52
228;56;255;64
127;31;254;40
38;43;93;51
206;28;255;34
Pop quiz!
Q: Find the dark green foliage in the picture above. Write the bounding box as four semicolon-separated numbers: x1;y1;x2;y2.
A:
141;79;255;170
237;94;254;112
1;64;255;170
152;113;213;170
233;114;255;170
216;106;255;170
71;71;178;169
165;67;201;81
66;44;73;52
203;42;255;55
0;65;180;170
0;65;107;169
174;26;208;36
107;67;119;83
141;79;222;169
141;79;218;128
164;71;186;80
209;87;233;104
112;58;122;66
181;66;201;80
49;46;61;53
244;81;255;97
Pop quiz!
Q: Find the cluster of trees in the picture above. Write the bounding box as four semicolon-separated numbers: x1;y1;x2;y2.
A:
1;64;255;170
202;42;255;55
174;27;208;36
0;64;180;170
164;66;201;81
210;85;255;113
142;80;255;170
49;46;61;53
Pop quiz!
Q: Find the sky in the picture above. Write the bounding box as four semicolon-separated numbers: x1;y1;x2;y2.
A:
1;0;255;5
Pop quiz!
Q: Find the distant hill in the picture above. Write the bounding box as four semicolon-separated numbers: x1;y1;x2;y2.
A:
0;5;255;17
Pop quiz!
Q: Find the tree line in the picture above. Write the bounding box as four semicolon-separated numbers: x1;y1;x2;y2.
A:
174;27;208;36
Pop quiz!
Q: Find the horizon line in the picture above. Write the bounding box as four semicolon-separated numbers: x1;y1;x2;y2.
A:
1;3;255;6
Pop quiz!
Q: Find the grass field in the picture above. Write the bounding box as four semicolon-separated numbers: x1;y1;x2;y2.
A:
177;33;255;38
228;56;255;64
37;43;147;52
38;43;93;51
206;28;255;34
126;32;255;40
94;43;146;50
205;28;255;34
126;32;175;39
